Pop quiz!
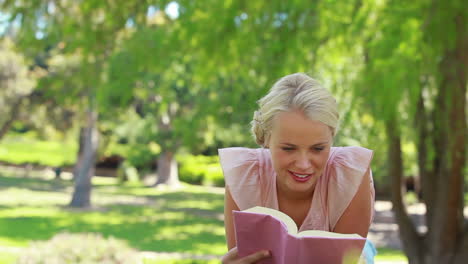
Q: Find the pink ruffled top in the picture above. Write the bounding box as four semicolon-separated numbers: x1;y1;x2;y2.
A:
219;146;374;232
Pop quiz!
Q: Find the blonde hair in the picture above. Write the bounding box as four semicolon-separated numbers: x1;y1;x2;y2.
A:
251;73;339;146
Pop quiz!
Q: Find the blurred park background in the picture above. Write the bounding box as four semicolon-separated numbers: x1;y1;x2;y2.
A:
0;0;466;263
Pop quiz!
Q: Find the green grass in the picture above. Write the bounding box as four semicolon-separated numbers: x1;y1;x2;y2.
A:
0;251;18;264
375;248;407;262
0;171;226;263
0;134;77;167
143;260;218;264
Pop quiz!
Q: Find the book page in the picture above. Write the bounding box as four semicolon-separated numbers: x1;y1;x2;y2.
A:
244;206;298;235
234;210;367;263
297;229;362;238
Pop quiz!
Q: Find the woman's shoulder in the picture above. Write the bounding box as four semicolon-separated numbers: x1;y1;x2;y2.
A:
218;147;270;167
218;147;271;209
218;147;265;159
218;147;271;185
328;146;373;170
325;145;374;195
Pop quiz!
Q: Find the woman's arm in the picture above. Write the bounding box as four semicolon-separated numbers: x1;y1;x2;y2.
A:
223;187;271;263
333;169;373;238
224;186;240;250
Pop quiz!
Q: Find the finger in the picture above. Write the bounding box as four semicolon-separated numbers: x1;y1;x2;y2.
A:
221;247;239;262
240;250;270;263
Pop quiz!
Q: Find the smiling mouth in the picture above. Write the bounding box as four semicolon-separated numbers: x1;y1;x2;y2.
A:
288;171;313;182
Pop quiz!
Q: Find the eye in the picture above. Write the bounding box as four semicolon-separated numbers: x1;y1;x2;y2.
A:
313;147;324;152
281;147;294;152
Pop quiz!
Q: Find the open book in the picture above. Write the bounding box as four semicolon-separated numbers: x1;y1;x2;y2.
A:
233;206;366;264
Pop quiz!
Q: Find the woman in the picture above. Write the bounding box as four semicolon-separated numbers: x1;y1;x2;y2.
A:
219;73;376;263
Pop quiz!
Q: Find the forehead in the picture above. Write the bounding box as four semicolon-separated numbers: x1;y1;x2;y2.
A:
270;110;332;144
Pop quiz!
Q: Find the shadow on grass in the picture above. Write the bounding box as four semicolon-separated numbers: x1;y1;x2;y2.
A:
0;212;225;253
0;174;71;193
0;174;226;255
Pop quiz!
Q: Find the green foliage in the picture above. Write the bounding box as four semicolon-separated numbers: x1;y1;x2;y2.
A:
0;38;37;136
124;146;157;170
100;111;160;170
0;38;35;98
16;232;140;264
177;155;224;187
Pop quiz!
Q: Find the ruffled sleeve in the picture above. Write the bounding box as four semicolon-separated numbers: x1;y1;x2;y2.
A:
327;146;374;229
218;147;263;210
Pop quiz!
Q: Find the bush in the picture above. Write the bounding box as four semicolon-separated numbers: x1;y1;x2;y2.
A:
126;147;158;170
16;232;140;264
177;155;224;187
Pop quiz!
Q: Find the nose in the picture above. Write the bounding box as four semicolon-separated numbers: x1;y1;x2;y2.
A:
295;153;312;170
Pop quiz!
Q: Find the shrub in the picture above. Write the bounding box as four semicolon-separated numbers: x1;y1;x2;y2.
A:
177;155;224;187
16;232;140;264
123;144;158;170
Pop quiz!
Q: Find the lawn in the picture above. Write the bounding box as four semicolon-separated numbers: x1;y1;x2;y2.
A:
0;170;225;263
0;168;407;263
0;134;77;167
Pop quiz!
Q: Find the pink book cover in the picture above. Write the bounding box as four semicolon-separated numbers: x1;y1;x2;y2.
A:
233;210;366;264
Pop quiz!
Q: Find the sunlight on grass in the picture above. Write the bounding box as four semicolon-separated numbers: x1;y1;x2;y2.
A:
171;199;224;210
193;243;227;256
0;188;71;207
0;251;18;264
0;173;226;256
0;206;63;218
143;260;218;264
0;135;77;167
375;247;407;261
92;176;120;186
0;237;28;247
156;222;224;240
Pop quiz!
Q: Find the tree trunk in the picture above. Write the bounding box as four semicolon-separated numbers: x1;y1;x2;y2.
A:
70;109;99;208
423;8;467;263
72;127;86;181
152;112;181;187
393;6;467;263
153;151;180;187
386;118;424;264
449;11;468;264
414;85;437;226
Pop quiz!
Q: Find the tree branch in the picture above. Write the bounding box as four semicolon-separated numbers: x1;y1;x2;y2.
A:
0;90;41;141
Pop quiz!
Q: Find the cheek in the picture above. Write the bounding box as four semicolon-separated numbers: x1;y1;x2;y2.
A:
313;151;330;170
271;151;291;170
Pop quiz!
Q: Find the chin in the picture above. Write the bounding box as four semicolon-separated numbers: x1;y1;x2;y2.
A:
286;179;316;193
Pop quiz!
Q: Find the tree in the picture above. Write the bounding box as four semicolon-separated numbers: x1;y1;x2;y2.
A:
348;0;467;263
0;38;36;140
103;26;217;187
1;0;150;207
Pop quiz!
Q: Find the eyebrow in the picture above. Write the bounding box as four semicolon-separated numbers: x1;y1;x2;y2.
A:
280;141;329;147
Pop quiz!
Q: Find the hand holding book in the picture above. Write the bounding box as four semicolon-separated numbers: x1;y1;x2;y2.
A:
221;247;271;264
233;206;366;264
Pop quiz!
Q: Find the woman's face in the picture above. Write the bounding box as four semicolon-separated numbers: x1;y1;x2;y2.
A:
267;110;333;198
